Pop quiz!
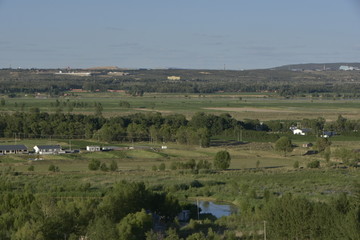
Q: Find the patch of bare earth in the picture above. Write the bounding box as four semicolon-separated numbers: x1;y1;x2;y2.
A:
204;107;293;113
133;108;171;113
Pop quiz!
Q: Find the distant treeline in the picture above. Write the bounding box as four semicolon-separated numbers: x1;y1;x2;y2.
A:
1;69;360;96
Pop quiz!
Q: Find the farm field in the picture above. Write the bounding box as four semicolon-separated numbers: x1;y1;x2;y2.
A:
1;136;359;202
2;92;360;121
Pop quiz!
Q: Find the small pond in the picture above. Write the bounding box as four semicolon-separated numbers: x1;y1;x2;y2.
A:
196;200;238;218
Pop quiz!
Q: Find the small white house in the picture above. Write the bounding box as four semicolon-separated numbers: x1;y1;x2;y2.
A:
34;145;62;155
291;127;311;136
86;146;101;152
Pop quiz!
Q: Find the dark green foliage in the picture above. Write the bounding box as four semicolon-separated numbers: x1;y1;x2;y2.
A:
97;181;180;223
117;209;152;240
263;194;343;240
119;101;131;108
159;163;166;171
87;216;118;240
88;159;101;171
186;232;207;240
293;160;300;169
301;117;325;136
94;102;103;117
27;165;35;171
100;163;108;172
48;164;60;172
213;150;231;170
323;146;331;162
315;137;331;152
307;160;320;168
274;136;293;156
333;193;350;214
333;147;360;166
109;160;118;171
196;160;212;170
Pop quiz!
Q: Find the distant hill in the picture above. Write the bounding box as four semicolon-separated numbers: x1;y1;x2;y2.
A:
273;62;360;71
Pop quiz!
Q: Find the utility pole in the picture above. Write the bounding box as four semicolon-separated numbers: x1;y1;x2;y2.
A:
264;220;267;240
197;199;200;220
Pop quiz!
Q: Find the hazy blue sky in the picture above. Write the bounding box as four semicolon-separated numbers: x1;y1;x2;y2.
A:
1;0;359;69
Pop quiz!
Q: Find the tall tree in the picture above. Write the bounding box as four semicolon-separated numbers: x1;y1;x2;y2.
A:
274;136;293;156
213;150;231;170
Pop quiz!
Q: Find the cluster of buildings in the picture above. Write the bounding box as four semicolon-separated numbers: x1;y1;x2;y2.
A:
290;127;336;138
0;145;63;155
339;65;360;71
0;144;151;155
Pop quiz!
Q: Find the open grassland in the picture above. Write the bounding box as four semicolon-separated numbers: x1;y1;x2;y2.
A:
0;138;359;202
0;136;358;172
2;92;360;120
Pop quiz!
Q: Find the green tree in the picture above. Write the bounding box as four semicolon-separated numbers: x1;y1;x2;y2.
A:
336;114;347;132
196;160;211;170
197;127;211;148
315;137;331;152
48;164;59;172
186;232;207;240
117;209;152;240
324;146;331;162
307;160;320;168
119;101;131;108
293;160;300;169
110;160;118;171
94;102;103;117
97;182;150;222
333;147;357;165
274;136;293;156
213;150;231;170
159;163;166;171
27;165;35;171
87;217;118;240
88;159;101;171
100;163;108;171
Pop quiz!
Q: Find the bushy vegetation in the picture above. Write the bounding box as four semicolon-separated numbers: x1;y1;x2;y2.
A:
213;150;231;170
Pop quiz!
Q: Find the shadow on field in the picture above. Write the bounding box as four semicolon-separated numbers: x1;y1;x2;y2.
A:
210;140;247;147
226;165;286;171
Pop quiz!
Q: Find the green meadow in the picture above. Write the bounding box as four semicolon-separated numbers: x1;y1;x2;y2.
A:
2;92;360;121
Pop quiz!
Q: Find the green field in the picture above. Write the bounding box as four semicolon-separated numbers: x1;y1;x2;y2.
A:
0;135;359;201
2;92;360;121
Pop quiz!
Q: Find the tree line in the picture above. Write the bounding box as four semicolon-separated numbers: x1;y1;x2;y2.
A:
1;111;360;146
